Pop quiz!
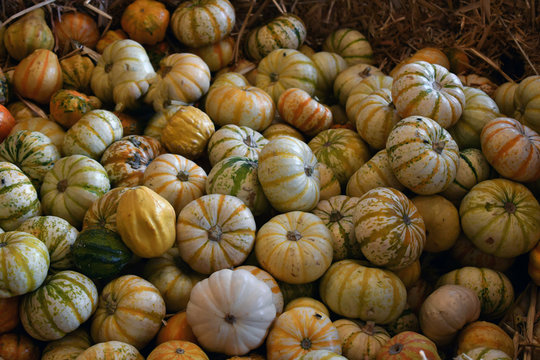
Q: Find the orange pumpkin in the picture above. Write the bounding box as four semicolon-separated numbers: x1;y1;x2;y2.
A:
0;297;19;333
121;0;170;45
157;312;198;345
0;333;40;360
114;112;145;136
147;340;208;360
54;12;100;53
0;105;15;142
49;89;100;128
96;29;128;53
457;321;514;358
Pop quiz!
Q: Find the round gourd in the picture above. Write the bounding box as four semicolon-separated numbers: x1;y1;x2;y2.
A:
207;124;268;167
376;331;441;360
76;341;144;360
82;187;131;232
284;297;329;317
317;163;341;201
493;81;518;117
392;260;421;289
41;328;91;360
156;311;197;345
96;29;128;53
263;123;304;142
457;321;514;358
323;28;374;66
346;75;393;110
514;75;540;132
333;63;384;106
61;54;95;93
147;340;209;360
334;319;390;360
53;12;99;54
9;117;66;151
0;333;40;360
4;9;54;60
49;89;99;129
390;47;450;77
144;104;182;141
190;36;235;71
121;0;170;45
0;105;15;142
311;52;348;100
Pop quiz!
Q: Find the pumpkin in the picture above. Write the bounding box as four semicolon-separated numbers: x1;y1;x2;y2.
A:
186;269;276;356
170;0;235;47
317;163;341;201
121;0;169;45
41;328;91;360
0;333;40;360
392;260;421;289
54;12;99;53
529;241;540;285
96;29;128;54
319;260;407;324
391;61;465;128
76;341;144;360
386;307;420;336
480;117;540;182
492;81;518;117
16;216;78;270
177;194;256;274
437;267;514;319
190;36;235;71
9;117;65;151
49;89;100;129
4;8;54;60
460;178;540;258
143;153;207;215
63;109;123;160
386;116;460;195
147;340;209;360
457;321;514;358
157;311;198;345
6;103;33;121
161;105;215;159
255;211;333;284
115;112;145;136
263;123;304;142
20;270;98;341
0;105;15;142
146;53;211;112
446;47;470;74
82;187;131;232
299;350;346;360
451;235;515;272
91;275;166;349
144;104;183;141
101;135;163;188
390;47;450;77
40;155;110;228
345;74;393;111
207;124;268;167
13;49;63;104
376;331;441;360
312;195;363;261
354;187;426;270
60;54;95;93
407;279;431;313
514;75;540;132
284;297;329;317
0;130;60;188
448;86;500;149
335;66;384;108
256;49;318;104
144;247;205;313
278;88;333;136
210;71;251;89
322;28;374;66
334;320;390;360
258;136;320;212
215;59;258;84
90;39;156;111
346;150;405;198
419;284;480;345
0;162;41;231
0;296;19;333
311;52;348;101
455;347;511;360
245;13;307;61
266;307;341;360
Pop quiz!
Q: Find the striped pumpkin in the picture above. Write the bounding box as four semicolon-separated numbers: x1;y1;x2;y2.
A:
311;52;348;101
63;109;123;160
312;195;363;261
255;211;333;284
258;136;320;212
284;297;330;317
334;320;390;360
354;187;426;270
245;14;307;61
143;153;207;215
266;307;341;360
493;81;518;117
480;117;540;182
386;116;459;195
3;9;54;60
376;331;441;360
190;36;234;71
82;187;131;232
323;28;374;66
53;12;99;54
101;135;163;188
278;88;333;136
333;63;384;106
40;155;111;228
144;104;182;141
460;178;540;258
308;128;370;185
514;75;540;132
320;260;407;323
0;130;60;188
96;29;128;53
263;123;305;142
147;340;209;360
346;75;393;111
146;53;211;112
346;150;405;198
176;194;256;274
170;0;235;48
0;162;41;231
91;275;166;349
41;328;91;360
449;87;501;149
9;117;66;151
20;270;98;341
451;235;515;272
235;265;284;316
256;49;318;104
76;341;144;360
456;347;511;360
16;216;78;270
299;350;346;360
391;61;465;128
60;54;95;93
210;71;250;90
317;162;341;201
207;124;268;167
0;231;49;297
457;322;514;358
437;267;514;319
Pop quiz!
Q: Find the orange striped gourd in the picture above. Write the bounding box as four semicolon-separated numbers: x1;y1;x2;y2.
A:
54;12;99;53
190;36;234;71
334;320;390;360
76;341;144;360
333;63;384;106
278;88;332;136
493;81;518;117
147;340;209;360
284;297;330;317
376;331;441;360
82;187;131;232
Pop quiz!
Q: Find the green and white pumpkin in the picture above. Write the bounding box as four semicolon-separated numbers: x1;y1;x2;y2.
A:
311;51;348;101
207;124;268;167
333;63;384;106
323;28;374;66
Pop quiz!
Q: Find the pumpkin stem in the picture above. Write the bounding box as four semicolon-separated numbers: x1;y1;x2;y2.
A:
269;72;279;82
208;225;223;242
300;337;312;350
57;179;68;192
363;321;375;335
243;135;257;148
329;210;344;222
127;153;143;170
287;230;302;241
0;242;6;248
105;63;113;73
402;214;412;225
105;295;117;315
175;348;185;354
177;170;190;182
504;201;517;214
389;343;404;355
161;65;173;77
224;313;236;324
304;165;314;177
432;141;446;154
432;81;442;91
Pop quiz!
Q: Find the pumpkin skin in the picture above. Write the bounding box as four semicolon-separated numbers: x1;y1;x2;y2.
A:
390;47;450;77
147;340;209;360
392;61;465;128
317;163;341;201
207;125;268;167
76;341;144;360
20;270;98;341
190;36;234;71
255;211;333;284
41;328;91;360
493;81;518;117
91;275;166;349
60;54;95;93
457;321;514;358
386;116;460;195
529;241;540;285
121;0;170;45
386;307;420;336
176;194;256;274
101;135;163;188
455;347;511;360
460;178;540;258
319;260;407;324
376;331;441;360
436;267;514;319
8;102;37;120
354;187;426;270
13;49;63;104
54;12;99;54
345;75;393;111
4;8;54;61
0;296;19;333
49;89;99;129
334;319;390;360
258;136;320;212
0;105;15;142
157;311;198;345
0;162;41;231
323;28;374;66
284;297;329;317
263;123;304;142
451;235;515;272
82;187;131;232
187;269;276;356
311;52;348;101
9;117;66;151
333;64;384;106
392;260;421;289
0;333;40;360
299;350;346;360
419;284;481;346
266;307;341;360
514;75;540;132
40;155;110;228
256;49;318;104
480;117;540;182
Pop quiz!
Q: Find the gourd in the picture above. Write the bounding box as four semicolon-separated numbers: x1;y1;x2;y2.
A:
334;319;390;360
156;311;198;344
514;75;540;132
61;54;95;93
9;117;65;151
96;29;128;53
76;341;144;360
53;12;100;54
41;328;91;360
49;89;100;129
0;333;40;360
190;36;235;71
121;0;170;45
284;297;328;317
323;28;374;65
82;187;131;232
0;105;15;142
147;340;209;360
457;321;514;358
207;124;268;167
4;9;54;60
334;63;384;106
376;331;441;360
0;296;19;333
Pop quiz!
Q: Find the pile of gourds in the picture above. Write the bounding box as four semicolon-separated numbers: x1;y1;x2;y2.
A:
0;0;539;359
